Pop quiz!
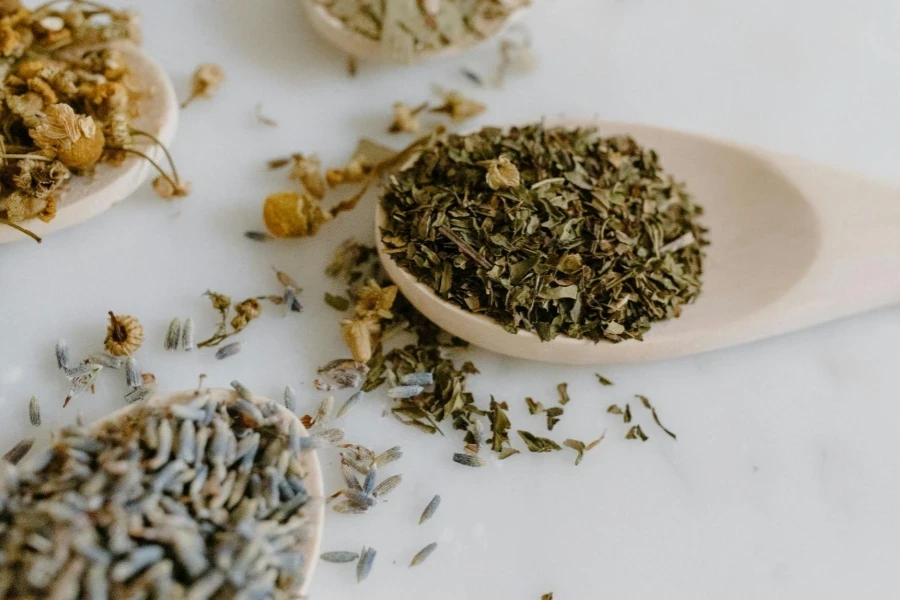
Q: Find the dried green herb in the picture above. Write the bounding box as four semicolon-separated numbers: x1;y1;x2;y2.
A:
638;395;677;440
542;593;554;600
497;448;520;460
595;374;614;386
556;382;570;405
517;430;561;453
623;403;632;423
625;425;648;441
489;397;512;452
380;124;708;342
525;397;543;414
607;404;623;415
324;292;351;311
545;406;563;431
563;432;605;466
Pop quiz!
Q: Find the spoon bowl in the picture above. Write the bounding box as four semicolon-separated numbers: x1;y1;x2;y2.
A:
92;388;325;597
300;0;524;64
377;119;900;364
0;41;178;245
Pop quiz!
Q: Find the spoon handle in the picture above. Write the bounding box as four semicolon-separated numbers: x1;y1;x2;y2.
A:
744;152;900;336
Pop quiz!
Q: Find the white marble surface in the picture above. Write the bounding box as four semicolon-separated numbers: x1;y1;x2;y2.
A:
2;0;900;597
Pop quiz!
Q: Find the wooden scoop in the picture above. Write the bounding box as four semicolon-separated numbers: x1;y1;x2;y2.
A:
0;41;178;245
376;119;900;364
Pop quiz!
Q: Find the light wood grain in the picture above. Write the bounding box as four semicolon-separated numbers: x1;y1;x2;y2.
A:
376;120;900;364
93;388;324;597
0;41;178;245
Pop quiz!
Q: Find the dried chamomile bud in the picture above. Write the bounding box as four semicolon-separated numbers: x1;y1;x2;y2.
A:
152;175;192;199
30;103;105;168
340;317;374;363
105;312;144;356
430;90;485;122
263;190;330;238
182;63;225;108
481;156;519;190
388;102;424;134
354;279;397;320
289;154;326;199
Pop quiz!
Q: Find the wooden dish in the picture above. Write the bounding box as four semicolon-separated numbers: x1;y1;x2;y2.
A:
300;0;525;64
0;41;178;245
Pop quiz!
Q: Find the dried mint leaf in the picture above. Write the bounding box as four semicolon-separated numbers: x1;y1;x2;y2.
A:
637;394;677;440
379;124;708;343
517;430;561;453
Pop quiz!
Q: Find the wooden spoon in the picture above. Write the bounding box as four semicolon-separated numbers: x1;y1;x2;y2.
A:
0;41;178;245
93;388;324;597
299;0;525;64
376;119;900;364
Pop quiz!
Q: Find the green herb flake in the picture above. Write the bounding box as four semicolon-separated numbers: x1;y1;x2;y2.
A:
595;374;614;386
545;407;564;431
623;403;632;423
525;397;544;415
517;430;561;453
563;431;605;466
556;382;570;405
489;397;512;453
497;448;520;460
607;404;624;415
324;292;351;311
637;395;677;440
625;425;648;441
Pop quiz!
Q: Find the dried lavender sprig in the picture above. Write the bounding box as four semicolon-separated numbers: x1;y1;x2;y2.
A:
125;357;140;388
374;445;402;467
372;474;402;498
28;396;40;427
244;230;272;242
284;385;296;411
452;453;486;467
55;339;70;370
165;318;182;350
356;547;376;583
419;494;441;525
230;380;254;401
336;390;364;419
87;352;124;369
363;465;377;495
320;551;359;563
409;542;437;567
3;437;34;464
400;372;433;386
125;383;155;405
215;341;243;360
387;385;424;399
182;317;195;351
0;391;313;596
284;286;302;313
65;363;101;379
313;395;334;429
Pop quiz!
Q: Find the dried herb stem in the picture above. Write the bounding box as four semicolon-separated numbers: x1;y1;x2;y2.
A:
110;146;181;191
0;153;53;162
0;219;41;243
129;128;180;182
438;225;492;270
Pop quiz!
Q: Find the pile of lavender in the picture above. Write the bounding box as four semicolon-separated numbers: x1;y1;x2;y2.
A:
0;392;318;599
